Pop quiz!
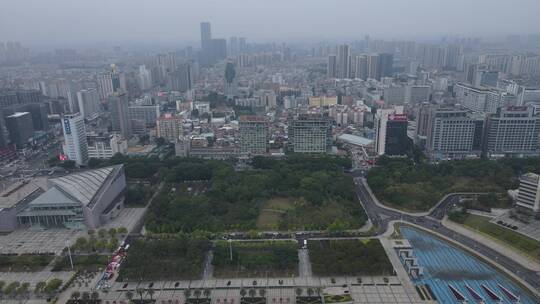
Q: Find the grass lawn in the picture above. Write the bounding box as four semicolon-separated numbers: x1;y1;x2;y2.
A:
460;214;540;263
212;240;298;278
308;239;393;276
323;294;352;303
118;237;210;281
256;198;294;230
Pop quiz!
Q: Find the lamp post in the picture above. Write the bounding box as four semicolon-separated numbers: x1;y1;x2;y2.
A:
66;240;74;270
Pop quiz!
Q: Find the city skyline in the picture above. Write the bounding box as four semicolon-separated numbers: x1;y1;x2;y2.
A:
2;0;540;48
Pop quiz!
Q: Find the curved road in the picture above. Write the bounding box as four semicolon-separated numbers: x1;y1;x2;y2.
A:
353;175;540;293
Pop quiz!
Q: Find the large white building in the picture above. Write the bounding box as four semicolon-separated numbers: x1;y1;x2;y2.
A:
87;133;128;159
0;165;127;231
517;173;540;212
454;83;507;113
62;113;89;166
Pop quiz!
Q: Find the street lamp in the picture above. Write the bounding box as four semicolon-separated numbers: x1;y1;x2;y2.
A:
66;240;74;270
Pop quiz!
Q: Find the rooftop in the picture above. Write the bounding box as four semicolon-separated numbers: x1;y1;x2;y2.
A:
239;115;266;122
0;179;48;209
50;166;120;208
27;187;79;207
7;112;30;118
338;134;373;146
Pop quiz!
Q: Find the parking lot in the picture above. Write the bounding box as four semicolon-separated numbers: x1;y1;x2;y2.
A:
493;211;540;242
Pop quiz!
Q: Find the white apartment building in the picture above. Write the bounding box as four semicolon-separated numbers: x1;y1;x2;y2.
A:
517;173;540;212
62;113;89;166
87;133;128;159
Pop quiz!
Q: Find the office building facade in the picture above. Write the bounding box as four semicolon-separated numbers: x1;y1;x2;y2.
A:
288;114;332;153
425;106;484;160
239;116;268;155
484;106;540;158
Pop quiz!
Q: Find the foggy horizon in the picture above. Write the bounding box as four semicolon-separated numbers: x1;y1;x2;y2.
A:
2;0;540;49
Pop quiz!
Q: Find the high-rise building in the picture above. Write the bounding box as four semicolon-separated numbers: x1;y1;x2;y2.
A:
378;53;394;78
484;106;540;158
367;54;380;80
374;108;406;155
239;116;268;155
199;22;227;66
62;113;89;166
425;106;484;160
109;94;132;139
5;112;34;148
209;38;227;64
97;73;114;100
200;22;212;49
516;173;540;212
77;88;100;120
225;62;237;98
138;65;152;90
445;44;463;70
337;44;350;79
156;114;182;143
128;105;160;127
168;63;193;92
415;102;432;138
355;55;368;80
288;114;332;153
229;36;239;56
327;55;337;78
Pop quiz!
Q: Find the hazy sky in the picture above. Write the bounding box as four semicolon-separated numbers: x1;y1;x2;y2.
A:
1;0;540;47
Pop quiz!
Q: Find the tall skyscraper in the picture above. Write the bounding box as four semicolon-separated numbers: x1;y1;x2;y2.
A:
77;88;100;120
138;65;152;90
415;102;432;138
367;54;380;80
168;63;193;92
374;108;406;156
98;73;114;100
109;93;132;139
239;116;268;155
199;22;226;66
378;53;394;78
62;113;89;166
200;22;212;49
355;55;368;80
337;44;351;79
327;55;337;78
225;62;237;98
229;36;239;57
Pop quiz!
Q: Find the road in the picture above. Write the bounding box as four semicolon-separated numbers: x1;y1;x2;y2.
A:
352;174;540;292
